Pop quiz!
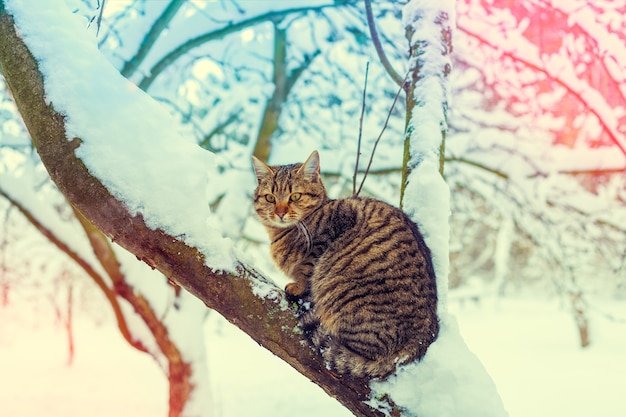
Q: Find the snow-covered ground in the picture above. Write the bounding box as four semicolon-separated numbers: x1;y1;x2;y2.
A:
1;295;624;417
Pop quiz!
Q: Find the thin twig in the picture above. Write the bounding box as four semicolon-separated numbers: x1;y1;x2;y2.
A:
364;0;403;87
353;61;369;196
95;0;106;36
356;71;408;197
121;0;186;78
138;3;342;91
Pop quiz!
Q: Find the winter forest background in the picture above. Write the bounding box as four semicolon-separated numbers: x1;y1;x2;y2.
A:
0;1;625;417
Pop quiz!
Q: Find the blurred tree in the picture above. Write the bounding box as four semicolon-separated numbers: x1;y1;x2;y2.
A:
446;0;626;347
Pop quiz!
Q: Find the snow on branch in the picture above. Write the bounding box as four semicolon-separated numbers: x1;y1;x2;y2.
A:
401;0;454;311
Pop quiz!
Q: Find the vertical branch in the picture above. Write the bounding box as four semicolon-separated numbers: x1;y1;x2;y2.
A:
253;21;318;162
353;62;369;196
400;0;454;311
66;280;75;365
253;22;287;162
571;292;590;348
401;4;453;202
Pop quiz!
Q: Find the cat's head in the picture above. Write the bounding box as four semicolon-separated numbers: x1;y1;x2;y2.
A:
252;151;327;228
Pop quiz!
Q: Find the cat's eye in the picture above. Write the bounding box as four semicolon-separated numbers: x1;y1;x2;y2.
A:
290;193;302;202
265;194;276;203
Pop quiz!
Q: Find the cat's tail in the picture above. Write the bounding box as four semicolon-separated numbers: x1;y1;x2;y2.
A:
299;309;415;380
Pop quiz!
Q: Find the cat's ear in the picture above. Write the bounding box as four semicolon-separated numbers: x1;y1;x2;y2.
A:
299;150;320;181
251;155;273;184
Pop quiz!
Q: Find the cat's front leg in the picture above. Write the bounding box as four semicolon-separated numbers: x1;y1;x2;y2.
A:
285;262;314;298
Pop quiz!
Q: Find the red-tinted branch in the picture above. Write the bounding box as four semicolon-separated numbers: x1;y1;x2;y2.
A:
0;185;146;354
457;16;626;157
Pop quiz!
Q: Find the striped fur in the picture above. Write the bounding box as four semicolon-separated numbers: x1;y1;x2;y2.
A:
252;151;439;379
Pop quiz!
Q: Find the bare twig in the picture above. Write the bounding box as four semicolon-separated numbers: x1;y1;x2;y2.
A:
121;0;186;78
93;0;107;36
364;0;403;87
198;110;241;151
356;71;407;196
353;61;369;196
138;3;346;91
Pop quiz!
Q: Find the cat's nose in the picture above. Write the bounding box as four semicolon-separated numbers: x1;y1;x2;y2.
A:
275;205;288;219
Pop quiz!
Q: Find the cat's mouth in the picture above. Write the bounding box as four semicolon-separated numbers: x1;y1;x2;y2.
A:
270;216;297;228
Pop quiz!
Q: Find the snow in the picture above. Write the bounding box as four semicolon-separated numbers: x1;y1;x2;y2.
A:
4;0;237;273
401;0;454;312
371;313;507;417
0;303;167;417
2;295;625;417
3;0;623;416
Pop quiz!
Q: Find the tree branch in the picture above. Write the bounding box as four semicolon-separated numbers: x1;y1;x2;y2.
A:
401;8;452;204
71;208;195;417
456;15;626;157
137;3;342;91
0;6;392;416
0;185;145;354
120;0;186;79
253;22;320;162
364;0;403;87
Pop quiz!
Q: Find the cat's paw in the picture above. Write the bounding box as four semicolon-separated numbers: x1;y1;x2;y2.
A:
285;281;307;298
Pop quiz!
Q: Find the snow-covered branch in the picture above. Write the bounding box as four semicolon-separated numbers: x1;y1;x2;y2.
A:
0;2;400;416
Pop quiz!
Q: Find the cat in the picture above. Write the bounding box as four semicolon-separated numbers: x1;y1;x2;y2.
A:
251;150;439;380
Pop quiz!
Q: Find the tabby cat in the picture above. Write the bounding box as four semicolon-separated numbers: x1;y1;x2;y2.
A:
252;151;439;379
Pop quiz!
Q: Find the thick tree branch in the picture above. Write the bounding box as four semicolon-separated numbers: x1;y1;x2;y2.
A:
0;6;392;416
